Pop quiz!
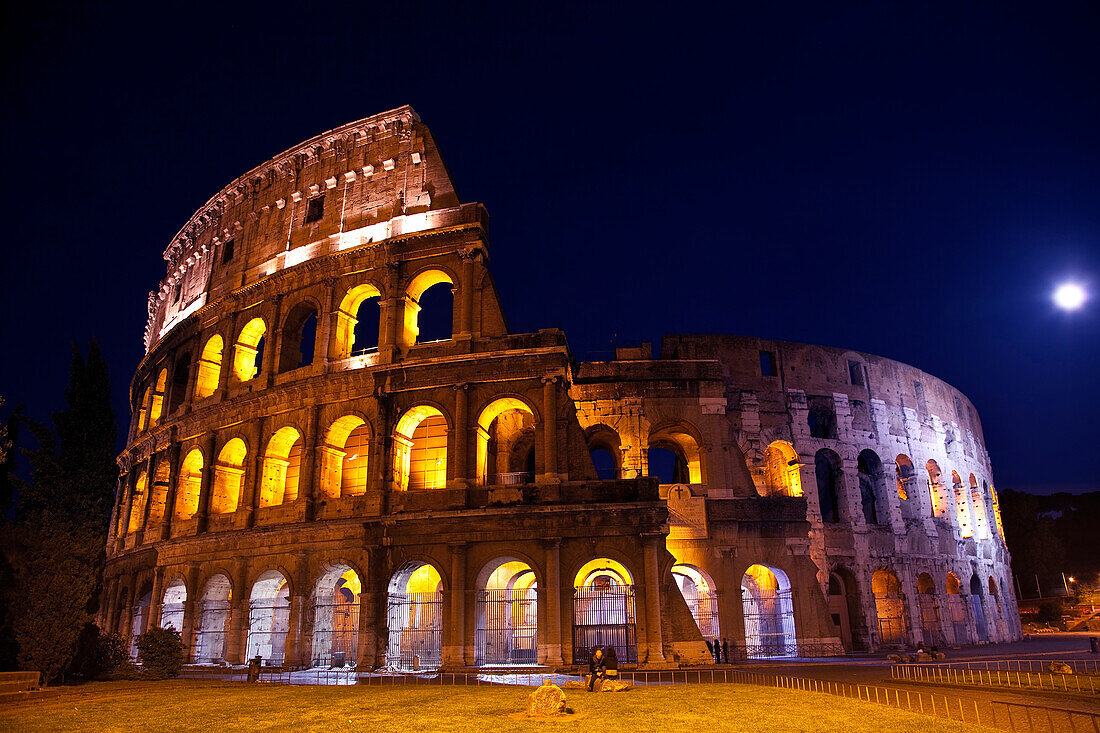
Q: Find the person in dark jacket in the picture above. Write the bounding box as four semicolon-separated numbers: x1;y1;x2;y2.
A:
722;637;729;664
588;647;605;691
714;637;722;663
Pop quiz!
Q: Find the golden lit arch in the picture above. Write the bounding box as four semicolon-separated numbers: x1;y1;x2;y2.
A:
194;334;224;400
259;427;302;507
574;558;633;588
137;385;151;431
174;449;204;520
926;459;947;518
149;368;168;426
127;471;149;534
233;318;267;382
895;454;915;501
394;405;447;491
211;438;247;514
647;423;704;484
146;459;171;528
475;397;536;485
333;283;382;359
763;441;802;497
402;269;454;347
319;415;371;498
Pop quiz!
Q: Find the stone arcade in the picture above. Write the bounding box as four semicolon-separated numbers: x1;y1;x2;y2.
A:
102;106;1019;672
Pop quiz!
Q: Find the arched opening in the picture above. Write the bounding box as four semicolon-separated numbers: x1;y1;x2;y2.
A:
945;572;968;645
927;460;947;519
952;470;974;537
647;424;702;484
246;571;291;665
896;455;918;519
988;576;1002;625
857;449;885;524
149;368;167;425
404;269;454;346
129;585;153;660
278;301;319;373
333;283;382;358
310;565;361;668
173;449;204;521
672;565;719;639
990;485;1004;539
319;416;371;498
969;573;988;642
114;587;130;638
259;427;303;507
916;572;943;647
741;564;797;658
194;574;232;663
763;441;802;497
475;559;538;666
194;334;223;400
146;459;170;528
871;569;908;646
586;426;622;480
232;317;267;382
127;471;149;534
393;406;447;491
211;439;247;514
476;398;536;486
572;559;637;664
386;562;443;670
160;578;186;632
828;568;862;651
167;353;190;414
137;385;151;432
969;474;988;539
814;449;843;524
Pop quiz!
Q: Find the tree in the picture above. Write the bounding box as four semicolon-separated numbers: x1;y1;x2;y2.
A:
135;626;183;679
3;342;117;683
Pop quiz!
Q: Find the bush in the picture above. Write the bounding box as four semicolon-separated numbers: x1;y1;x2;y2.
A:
135;627;184;679
1036;600;1064;627
89;629;128;680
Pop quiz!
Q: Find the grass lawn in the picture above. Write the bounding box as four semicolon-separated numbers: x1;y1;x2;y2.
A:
0;680;980;732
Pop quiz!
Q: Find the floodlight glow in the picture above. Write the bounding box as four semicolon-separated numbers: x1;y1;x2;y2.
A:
1053;282;1086;311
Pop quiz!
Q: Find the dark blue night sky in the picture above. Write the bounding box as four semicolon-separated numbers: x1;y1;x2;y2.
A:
1;2;1096;494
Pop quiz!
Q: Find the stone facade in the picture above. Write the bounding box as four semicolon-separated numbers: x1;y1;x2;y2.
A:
102;106;1017;672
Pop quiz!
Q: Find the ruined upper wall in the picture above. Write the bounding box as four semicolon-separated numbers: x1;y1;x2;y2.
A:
145;106;464;351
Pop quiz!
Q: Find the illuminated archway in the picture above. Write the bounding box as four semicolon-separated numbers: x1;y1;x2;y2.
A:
969;573;988;642
333;283;382;358
672;564;719;639
763;441;802;497
194;574;231;663
857;449;886;524
173;448;204;521
572;558;637;664
969;474;988;539
585;425;622;480
915;572;943;647
278;301;319;373
393;406;447;491
476;397;536;486
194;334;223;400
259;427;303;507
871;569;908;646
211;438;247;514
944;572;968;645
232;318;267;382
310;565;361;667
246;570;291;665
895;455;918;519
741;564;796;658
952;470;974;537
927;460;947;519
127;471;149;534
129;585;153;660
149;368;167;425
403;269;454;347
146;459;171;528
386;562;443;670
319;416;371;498
647;424;703;484
475;558;538;665
160;578;186;632
137;385;151;431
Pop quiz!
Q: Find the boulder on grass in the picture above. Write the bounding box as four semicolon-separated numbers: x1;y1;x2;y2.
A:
914;651;932;662
526;681;567;717
1048;662;1073;675
598;679;633;692
887;654;904;663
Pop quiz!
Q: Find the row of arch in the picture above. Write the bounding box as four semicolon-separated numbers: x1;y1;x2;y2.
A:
135;269;458;433
763;442;1001;540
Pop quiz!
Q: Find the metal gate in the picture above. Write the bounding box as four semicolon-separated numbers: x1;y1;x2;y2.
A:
742;589;797;657
970;593;989;642
160;602;185;633
129;602;149;660
475;589;538;665
386;592;442;670
246;600;290;666
687;590;721;639
947;595;969;645
194;599;231;663
311;599;360;667
874;593;908;646
917;595;944;647
572;586;637;664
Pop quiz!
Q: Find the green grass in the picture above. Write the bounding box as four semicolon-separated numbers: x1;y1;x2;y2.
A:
0;680;981;732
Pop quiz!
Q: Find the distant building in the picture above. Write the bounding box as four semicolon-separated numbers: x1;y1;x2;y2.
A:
103;106;1018;670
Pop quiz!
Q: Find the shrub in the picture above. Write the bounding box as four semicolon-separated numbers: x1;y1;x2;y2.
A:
89;629;128;680
135;627;184;679
1036;600;1063;627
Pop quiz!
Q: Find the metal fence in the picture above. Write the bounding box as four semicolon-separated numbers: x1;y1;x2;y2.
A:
947;594;969;645
310;599;360;667
475;589;537;665
742;589;797;658
686;590;720;639
194;600;231;663
572;586;638;664
245;600;290;666
874;593;908;646
892;661;1100;694
386;592;442;670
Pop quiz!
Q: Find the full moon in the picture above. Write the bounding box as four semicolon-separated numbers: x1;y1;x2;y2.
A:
1053;282;1087;311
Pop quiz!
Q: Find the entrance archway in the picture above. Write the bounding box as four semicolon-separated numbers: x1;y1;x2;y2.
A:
129;586;152;660
386;562;443;670
672;565;719;638
970;573;988;642
872;569;908;647
160;578;186;632
194;574;231;664
916;572;944;647
246;571;291;665
828;569;861;651
310;565;361;667
945;573;968;645
572;559;637;664
741;564;796;658
475;559;538;665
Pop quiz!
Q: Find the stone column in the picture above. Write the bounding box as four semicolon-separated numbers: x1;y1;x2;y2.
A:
314;277;337;371
162;444;182;537
148;568;164;631
283;552;310;667
242;420;265;528
226;561;250;664
117;472;135;546
195;432;217;534
642;534;666;664
452;384;469;484
356;552;379;668
260;296;283;388
542;538;564;665
443;543;467;667
135;454;156;544
300;406;320;520
180;565;201;661
458;248;476;338
540;377;559;483
215;322;233;400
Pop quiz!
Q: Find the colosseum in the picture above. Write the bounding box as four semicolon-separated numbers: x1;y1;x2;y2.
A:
101;105;1020;673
